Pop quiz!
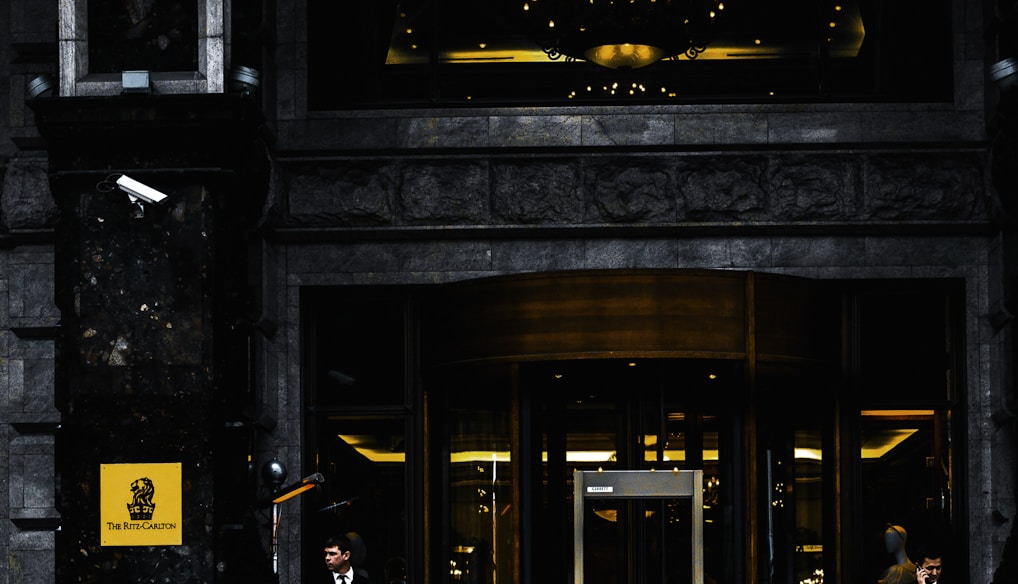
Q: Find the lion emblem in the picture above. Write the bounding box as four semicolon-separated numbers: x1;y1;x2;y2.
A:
131;477;155;506
127;477;156;520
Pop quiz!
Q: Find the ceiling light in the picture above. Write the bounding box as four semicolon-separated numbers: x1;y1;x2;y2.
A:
568;76;674;99
523;0;724;69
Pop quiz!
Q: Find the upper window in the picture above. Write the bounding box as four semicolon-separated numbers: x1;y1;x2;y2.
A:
854;280;963;405
59;0;225;95
308;0;953;109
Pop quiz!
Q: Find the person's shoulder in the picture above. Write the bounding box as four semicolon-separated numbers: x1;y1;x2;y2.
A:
351;575;376;584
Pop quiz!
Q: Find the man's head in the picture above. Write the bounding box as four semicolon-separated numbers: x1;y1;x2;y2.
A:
324;535;353;574
916;544;944;584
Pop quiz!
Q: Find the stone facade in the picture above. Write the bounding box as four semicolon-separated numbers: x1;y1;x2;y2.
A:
1;1;1017;584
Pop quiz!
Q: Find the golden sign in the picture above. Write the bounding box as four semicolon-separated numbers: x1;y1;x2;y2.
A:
100;463;182;546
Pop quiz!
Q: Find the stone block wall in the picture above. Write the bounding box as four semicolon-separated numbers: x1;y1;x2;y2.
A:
0;243;59;584
2;0;62;580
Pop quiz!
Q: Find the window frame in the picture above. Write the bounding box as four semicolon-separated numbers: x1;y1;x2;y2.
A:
58;0;225;96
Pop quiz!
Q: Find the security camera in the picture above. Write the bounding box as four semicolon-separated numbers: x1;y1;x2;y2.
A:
115;174;168;205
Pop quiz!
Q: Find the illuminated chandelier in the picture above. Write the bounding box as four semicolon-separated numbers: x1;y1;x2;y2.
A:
522;0;725;69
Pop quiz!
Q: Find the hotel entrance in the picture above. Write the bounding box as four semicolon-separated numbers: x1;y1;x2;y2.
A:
302;269;962;584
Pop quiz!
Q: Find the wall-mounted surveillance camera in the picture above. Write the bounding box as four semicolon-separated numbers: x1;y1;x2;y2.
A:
116;174;168;205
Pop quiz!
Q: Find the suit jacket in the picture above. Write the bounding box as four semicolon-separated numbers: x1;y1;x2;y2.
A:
321;569;375;584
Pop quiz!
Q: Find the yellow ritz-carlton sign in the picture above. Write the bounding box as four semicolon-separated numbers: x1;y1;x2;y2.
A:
100;463;182;546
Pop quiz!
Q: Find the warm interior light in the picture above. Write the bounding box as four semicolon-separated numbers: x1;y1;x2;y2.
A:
340;408;925;465
860;430;918;459
861;409;935;417
271;473;325;504
584;43;667;69
272;483;317;504
385;1;864;66
859;410;933;458
593;508;656;522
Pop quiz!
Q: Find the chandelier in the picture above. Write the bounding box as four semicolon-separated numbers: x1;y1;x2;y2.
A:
522;0;725;69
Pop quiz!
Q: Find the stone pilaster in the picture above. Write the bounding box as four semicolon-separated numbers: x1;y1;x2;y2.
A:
30;94;271;583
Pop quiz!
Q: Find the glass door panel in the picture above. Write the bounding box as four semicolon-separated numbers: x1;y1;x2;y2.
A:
859;409;953;584
794;429;824;584
762;389;828;584
448;378;514;584
311;416;409;582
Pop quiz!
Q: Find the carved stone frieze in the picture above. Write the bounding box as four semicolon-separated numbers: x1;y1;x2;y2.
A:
493;160;583;223
282;162;396;226
865;152;989;220
276;150;992;230
586;158;674;223
767;156;859;222
1;159;58;231
677;157;768;222
399;161;491;225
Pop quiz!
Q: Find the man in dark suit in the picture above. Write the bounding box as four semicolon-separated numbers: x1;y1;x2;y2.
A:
323;534;374;584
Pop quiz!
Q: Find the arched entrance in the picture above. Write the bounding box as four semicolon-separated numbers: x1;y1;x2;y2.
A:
303;269;961;584
420;269;839;584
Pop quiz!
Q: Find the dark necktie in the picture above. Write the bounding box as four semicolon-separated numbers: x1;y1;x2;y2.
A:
338;574;348;584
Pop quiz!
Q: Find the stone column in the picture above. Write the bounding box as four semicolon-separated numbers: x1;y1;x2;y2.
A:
30;94;271;583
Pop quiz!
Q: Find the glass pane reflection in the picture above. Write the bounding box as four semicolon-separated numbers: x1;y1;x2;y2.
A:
583;498;695;584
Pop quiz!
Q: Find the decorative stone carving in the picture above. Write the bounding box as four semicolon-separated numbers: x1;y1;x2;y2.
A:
1;160;58;231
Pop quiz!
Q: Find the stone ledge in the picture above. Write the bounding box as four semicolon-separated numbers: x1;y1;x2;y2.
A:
0;231;57;249
9;412;61;433
9;507;62;531
9;326;60;340
266;220;996;243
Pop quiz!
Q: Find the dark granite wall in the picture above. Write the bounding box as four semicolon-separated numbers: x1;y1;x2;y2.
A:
53;182;218;582
25;96;271;583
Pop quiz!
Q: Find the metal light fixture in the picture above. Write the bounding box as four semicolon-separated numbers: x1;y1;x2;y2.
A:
261;460;325;574
228;66;261;96
991;57;1018;95
522;0;724;69
27;74;56;99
